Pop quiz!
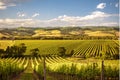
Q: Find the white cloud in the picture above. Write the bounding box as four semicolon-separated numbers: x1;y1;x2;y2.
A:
0;6;6;9
0;0;30;4
0;1;16;10
0;2;6;10
101;22;118;26
115;3;119;7
97;3;106;9
17;12;26;17
50;11;111;22
32;13;40;17
0;11;118;28
0;2;5;5
79;11;110;20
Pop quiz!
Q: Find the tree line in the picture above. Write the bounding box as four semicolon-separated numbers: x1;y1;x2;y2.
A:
0;35;119;40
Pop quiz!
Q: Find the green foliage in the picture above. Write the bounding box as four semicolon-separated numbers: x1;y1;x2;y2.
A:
57;47;66;57
66;50;74;57
37;64;44;76
68;63;77;75
56;64;68;74
19;43;27;55
50;62;118;79
55;63;100;78
0;56;118;80
36;62;50;77
30;48;39;56
77;63;100;79
0;49;5;57
5;43;27;56
0;60;23;80
104;66;119;77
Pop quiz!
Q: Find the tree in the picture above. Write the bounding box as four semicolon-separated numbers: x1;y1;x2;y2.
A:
6;46;11;55
30;48;39;56
70;50;74;56
57;47;66;57
0;49;5;57
19;43;27;55
11;45;19;55
67;50;74;57
5;43;27;57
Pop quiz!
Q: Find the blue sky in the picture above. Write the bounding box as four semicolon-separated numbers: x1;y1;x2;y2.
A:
0;0;119;28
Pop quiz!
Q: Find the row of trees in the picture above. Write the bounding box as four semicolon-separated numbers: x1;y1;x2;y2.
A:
0;43;27;57
0;36;118;40
0;43;40;57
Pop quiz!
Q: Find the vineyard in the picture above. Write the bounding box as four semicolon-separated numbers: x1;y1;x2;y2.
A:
0;40;119;80
0;40;119;57
0;56;119;80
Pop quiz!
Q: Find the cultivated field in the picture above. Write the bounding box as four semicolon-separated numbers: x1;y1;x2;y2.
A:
0;56;119;80
1;40;119;56
0;40;119;80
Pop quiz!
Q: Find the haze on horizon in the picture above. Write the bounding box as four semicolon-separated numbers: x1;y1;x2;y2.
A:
0;0;119;28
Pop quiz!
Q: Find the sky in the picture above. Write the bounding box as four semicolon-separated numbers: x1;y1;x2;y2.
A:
0;0;119;28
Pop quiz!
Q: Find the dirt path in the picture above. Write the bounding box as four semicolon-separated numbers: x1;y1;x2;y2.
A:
12;60;39;80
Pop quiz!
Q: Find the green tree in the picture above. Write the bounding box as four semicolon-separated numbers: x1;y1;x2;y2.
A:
0;49;4;57
57;47;66;57
5;43;27;56
67;49;74;57
30;48;39;56
6;46;11;55
19;43;27;55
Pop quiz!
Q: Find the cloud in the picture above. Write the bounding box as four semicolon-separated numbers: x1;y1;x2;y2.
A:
32;13;40;17
0;0;30;10
101;22;118;26
78;11;110;20
17;12;26;17
0;1;16;10
0;2;7;9
0;0;30;4
97;3;106;9
0;11;118;28
51;11;111;22
115;3;119;7
0;18;34;28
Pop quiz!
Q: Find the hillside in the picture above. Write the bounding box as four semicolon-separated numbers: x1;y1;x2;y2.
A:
0;26;119;40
